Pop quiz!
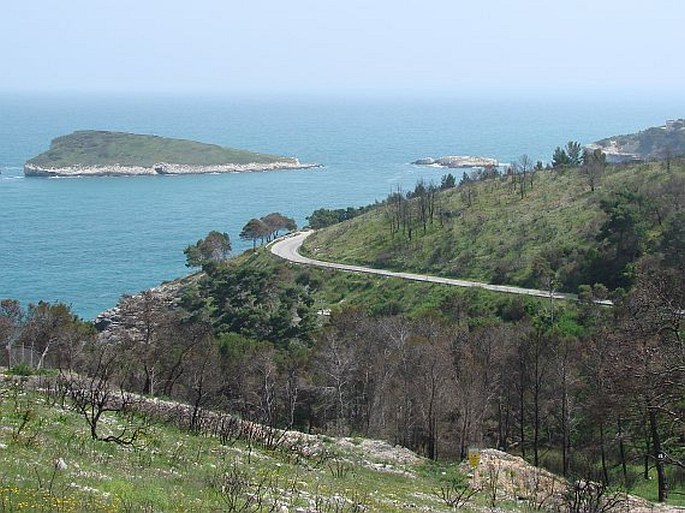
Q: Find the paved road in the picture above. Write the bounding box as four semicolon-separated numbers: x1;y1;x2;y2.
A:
270;231;583;302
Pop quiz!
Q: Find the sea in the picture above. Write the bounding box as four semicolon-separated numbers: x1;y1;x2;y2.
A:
1;93;683;319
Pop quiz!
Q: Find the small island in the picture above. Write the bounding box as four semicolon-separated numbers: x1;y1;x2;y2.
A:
24;130;319;177
412;155;499;168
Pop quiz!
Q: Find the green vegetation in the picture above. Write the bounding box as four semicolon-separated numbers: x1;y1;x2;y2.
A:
208;246;543;325
303;160;684;292
306;204;378;229
592;118;685;161
184;231;232;268
0;376;478;512
3;145;684;510
26;131;291;168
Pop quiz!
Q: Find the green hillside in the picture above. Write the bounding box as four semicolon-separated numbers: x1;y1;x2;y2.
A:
590;119;685;161
26;130;291;168
303;160;684;293
0;373;581;513
0;374;445;512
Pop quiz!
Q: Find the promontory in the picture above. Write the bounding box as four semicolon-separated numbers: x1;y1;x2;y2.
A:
24;130;319;177
586;118;685;162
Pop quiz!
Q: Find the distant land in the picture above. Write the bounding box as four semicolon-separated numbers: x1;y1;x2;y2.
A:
24;130;319;177
587;118;685;162
412;155;499;168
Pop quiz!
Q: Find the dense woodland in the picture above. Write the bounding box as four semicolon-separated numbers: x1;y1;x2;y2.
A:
1;154;683;504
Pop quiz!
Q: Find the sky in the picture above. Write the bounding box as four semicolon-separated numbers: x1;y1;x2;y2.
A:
2;0;684;97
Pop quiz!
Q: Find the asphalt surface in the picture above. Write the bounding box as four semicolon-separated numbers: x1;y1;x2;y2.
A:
270;231;581;302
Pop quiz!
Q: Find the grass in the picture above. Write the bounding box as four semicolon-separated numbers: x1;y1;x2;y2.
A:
534;449;685;507
26;131;292;168
0;375;479;512
237;247;558;324
302;161;680;294
3;368;680;511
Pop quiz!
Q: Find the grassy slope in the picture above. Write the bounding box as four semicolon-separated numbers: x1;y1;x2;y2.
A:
26;131;291;168
303;162;677;293
237;248;547;323
0;375;487;513
3;376;681;512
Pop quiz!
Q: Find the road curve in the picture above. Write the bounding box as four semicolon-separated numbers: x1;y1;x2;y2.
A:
270;231;581;302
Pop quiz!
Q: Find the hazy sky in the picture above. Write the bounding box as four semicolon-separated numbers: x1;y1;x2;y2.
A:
3;0;684;97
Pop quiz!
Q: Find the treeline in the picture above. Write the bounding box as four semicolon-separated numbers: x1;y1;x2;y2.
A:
307;173;460;233
306;204;378;229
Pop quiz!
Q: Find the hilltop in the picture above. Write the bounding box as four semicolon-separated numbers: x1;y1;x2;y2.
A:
588;119;685;162
24;130;318;176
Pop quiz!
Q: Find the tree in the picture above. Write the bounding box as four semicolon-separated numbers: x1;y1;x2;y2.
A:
62;339;145;445
191;265;315;346
22;302;92;370
440;173;456;190
514;154;533;198
260;213;297;242
1;300;92;371
410;316;454;459
660;211;685;271
181;331;223;432
184;231;231;267
608;262;685;502
240;218;269;250
581;149;606;192
566;141;583;167
552;146;572;168
595;190;648;288
108;290;171;396
1;299;25;367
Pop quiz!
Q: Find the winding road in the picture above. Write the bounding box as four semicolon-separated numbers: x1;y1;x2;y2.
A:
270;231;591;303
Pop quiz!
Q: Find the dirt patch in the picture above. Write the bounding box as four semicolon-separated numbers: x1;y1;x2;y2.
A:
464;449;684;513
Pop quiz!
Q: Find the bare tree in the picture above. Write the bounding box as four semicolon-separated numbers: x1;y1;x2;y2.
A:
512;154;533;198
607;260;684;502
581;149;606;192
62;341;145;445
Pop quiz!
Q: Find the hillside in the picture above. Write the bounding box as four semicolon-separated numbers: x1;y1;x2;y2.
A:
1;374;679;512
24;130;316;176
302;160;684;293
4;153;683;511
588;119;685;162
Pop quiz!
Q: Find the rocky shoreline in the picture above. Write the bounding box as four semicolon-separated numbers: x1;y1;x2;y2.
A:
24;160;321;177
412;155;498;168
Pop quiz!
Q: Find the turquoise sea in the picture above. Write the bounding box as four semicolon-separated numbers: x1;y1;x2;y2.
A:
1;93;683;319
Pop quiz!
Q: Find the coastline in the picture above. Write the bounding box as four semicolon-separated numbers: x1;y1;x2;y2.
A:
24;160;321;177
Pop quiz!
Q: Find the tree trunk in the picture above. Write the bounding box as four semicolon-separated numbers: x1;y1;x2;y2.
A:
600;422;609;485
533;353;540;467
649;407;668;502
519;367;526;460
561;384;568;477
618;417;628;487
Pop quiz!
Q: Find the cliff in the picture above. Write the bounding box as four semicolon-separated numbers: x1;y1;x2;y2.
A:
24;130;319;176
